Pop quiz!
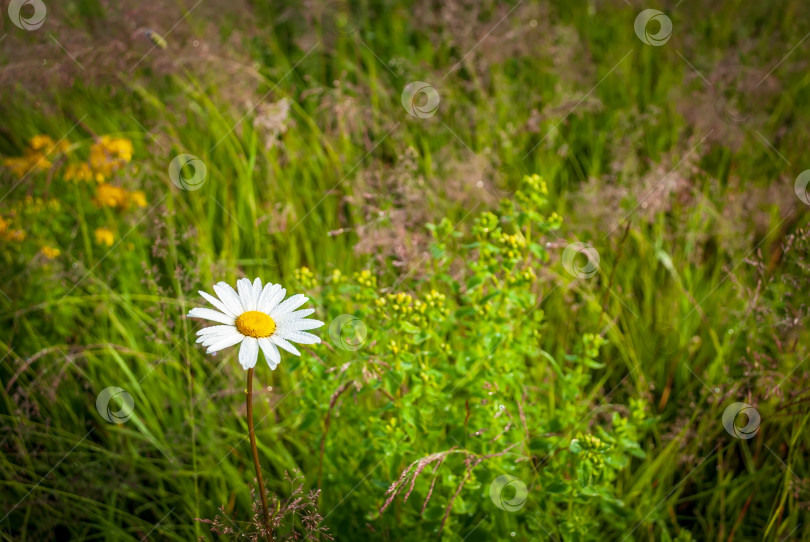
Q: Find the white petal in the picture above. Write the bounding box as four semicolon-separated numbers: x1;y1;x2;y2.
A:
239;337;259;369
258;338;281;370
252;278;263;305
199;329;242;346
262;286;286;314
269;335;301;356
213;282;244;315
197;330;240;345
270;294;308;319
199;290;236;317
278;329;321;345
278;318;325;332
195;325;238;339
195;324;237;334
274;308;315;324
205;332;244;354
237;278;256;311
188;307;235;325
256;283;280;313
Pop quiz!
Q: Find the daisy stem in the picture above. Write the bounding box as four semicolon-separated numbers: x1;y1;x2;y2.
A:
246;368;274;542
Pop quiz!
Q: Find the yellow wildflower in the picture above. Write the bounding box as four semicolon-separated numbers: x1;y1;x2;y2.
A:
94;227;115;247
0;216;25;242
354;269;377;289
64;162;94;182
425;289;447;310
3;135;69;178
7;229;26;242
94;183;129;209
29;135;69;155
89;136;133;178
330;269;345;284
522;173;548;195
3;153;51;178
41;246;61;259
294;266;318;289
129;190;148;208
3;157;31;178
29;135;56;151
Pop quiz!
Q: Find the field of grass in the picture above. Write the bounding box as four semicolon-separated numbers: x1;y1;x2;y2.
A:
1;0;809;540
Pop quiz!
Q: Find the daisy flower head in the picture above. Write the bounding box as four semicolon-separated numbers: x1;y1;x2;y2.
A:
188;278;324;370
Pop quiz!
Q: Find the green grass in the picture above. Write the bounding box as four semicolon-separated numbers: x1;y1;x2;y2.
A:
1;0;809;540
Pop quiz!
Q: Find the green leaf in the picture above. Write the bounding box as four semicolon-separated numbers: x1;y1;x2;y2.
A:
423;504;445;521
400;321;421;334
605;454;628;468
529;436;553;453
466;275;484;290
544;480;568;494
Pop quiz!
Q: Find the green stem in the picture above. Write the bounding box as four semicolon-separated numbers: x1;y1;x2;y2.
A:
247;368;273;542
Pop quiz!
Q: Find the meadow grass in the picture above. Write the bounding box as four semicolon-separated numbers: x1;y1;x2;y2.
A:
1;0;809;540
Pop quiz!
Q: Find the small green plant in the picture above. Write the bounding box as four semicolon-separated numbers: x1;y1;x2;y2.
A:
307;174;651;539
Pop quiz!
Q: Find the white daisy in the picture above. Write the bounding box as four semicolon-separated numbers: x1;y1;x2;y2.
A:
188;278;324;370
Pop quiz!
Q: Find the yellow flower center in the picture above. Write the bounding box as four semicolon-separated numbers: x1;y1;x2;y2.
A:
235;311;276;338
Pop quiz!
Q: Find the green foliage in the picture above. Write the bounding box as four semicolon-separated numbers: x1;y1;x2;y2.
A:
309;175;649;539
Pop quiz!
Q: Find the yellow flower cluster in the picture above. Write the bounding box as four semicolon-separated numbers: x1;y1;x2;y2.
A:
574;433;611;470
506;266;536;286
500;233;525;250
294;266;318;289
522;173;548;195
330;269;345;284
0;216;26;242
130;191;148;208
2;197;63;253
30;135;66;152
424;289;448;314
94;183;127;208
64;162;94;182
547;211;563;229
61;136;134;183
578;433;611;454
354;269;377;289
474;302;492;317
94;227;115;247
498;232;526;260
473;211;499;238
1;133;146;260
13;195;61;214
40;246;61;259
3;135;69;178
514;173;552;213
89;136;134;180
375;292;416;315
3;133;136;187
375;290;449;322
94;183;147;210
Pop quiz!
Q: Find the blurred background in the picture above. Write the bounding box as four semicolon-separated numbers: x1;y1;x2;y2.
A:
1;0;809;540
